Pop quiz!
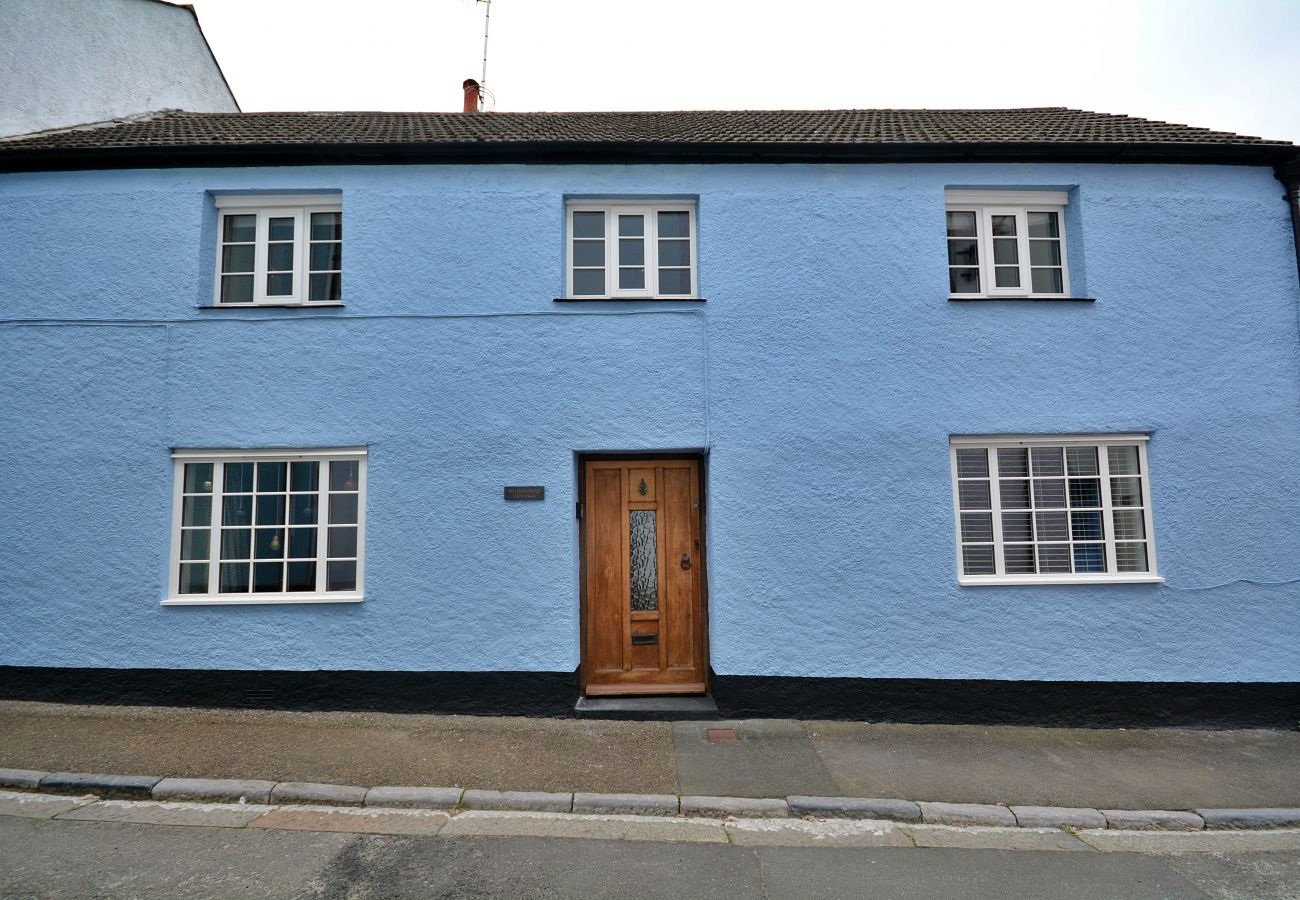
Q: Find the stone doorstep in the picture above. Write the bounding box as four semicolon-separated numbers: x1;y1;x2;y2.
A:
3;770;1299;831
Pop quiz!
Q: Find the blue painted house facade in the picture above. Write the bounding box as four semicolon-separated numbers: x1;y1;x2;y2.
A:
1;108;1298;723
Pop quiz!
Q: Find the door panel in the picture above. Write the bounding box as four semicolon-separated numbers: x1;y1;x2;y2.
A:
582;458;706;695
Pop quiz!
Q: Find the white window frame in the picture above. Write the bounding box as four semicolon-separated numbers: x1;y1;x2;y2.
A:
949;434;1161;586
565;202;698;299
213;195;342;306
165;447;366;605
945;190;1070;298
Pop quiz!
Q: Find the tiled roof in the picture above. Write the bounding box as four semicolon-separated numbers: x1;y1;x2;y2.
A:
2;108;1294;170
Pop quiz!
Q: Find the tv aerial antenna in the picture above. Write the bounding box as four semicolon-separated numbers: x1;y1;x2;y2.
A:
475;0;496;111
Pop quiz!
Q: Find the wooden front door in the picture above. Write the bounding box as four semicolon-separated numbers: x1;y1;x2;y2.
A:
581;458;707;695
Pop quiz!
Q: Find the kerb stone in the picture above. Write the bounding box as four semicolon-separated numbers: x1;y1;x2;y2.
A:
365;786;463;809
573;793;679;816
460;790;572;813
788;796;920;822
0;768;47;790
1011;805;1107;830
270;782;368;807
919;802;1017;827
1195;808;1300;830
680;796;789;819
1101;809;1204;831
40;772;160;800
152;777;276;804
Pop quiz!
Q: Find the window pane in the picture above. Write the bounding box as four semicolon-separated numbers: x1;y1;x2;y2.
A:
1004;544;1035;574
618;215;644;237
999;479;1030;509
184;463;213;493
957;480;990;510
1071;511;1104;540
219;562;249;593
330;460;360;491
1030;447;1063;476
309;273;342;302
572;211;604;238
1031;268;1063;293
572;269;605;295
993;238;1019;265
1111;477;1143;507
258;461;287;492
619;268;646;289
220;275;253;304
290;461;319;492
955;448;988;478
286;561;317;592
947;239;978;266
267;243;294;271
268;217;294;241
310;211;342;241
658;239;690;267
328;526;358;559
1035;510;1068;542
949;268;979;293
289;494;317;525
997;449;1028;477
310;242;342;271
327;560;357;591
658;211;690;238
222;244;254;273
1027;211;1059;238
1038;544;1071;573
994;267;1021;288
1108;446;1140;475
1069;478;1102;508
225;462;254;493
1029;240;1061;266
1073;544;1106;573
222;496;252;527
1113;509;1146;541
1033;478;1066;508
254;528;285;559
266;273;293;296
182;496;211;527
221;528;251;560
288;528;317;559
1066;446;1098;476
178;562;209;594
223;214;255;242
330;493;359;525
1001;512;1033;542
991;215;1017;236
1116;542;1149;572
658;269;692;295
255;494;285;526
961;545;995;575
572;241;604;267
180;529;210;561
946;210;977;237
960;511;993;542
619;238;644;265
253;562;284;592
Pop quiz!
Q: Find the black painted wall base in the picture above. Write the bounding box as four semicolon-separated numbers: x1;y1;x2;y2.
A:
1;667;1296;728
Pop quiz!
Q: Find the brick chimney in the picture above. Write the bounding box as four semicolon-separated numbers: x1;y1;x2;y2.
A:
462;79;481;113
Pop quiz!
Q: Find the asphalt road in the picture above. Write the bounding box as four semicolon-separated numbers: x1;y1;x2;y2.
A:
3;816;1299;899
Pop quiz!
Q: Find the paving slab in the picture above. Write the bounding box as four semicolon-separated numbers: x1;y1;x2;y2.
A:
673;720;839;797
56;799;264;828
437;810;729;843
0;788;93;819
250;806;449;835
902;824;1094;851
808;721;1300;808
725;817;914;847
1077;827;1300;853
0;701;677;794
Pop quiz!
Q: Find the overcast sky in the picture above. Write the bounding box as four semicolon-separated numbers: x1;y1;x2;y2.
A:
190;0;1300;142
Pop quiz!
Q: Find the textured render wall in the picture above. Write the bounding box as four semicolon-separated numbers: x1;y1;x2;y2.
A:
0;0;236;137
1;161;1298;682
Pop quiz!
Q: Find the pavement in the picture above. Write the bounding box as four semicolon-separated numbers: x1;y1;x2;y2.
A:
2;700;1298;809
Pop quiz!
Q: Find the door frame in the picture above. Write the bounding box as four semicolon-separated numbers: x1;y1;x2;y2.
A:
577;452;711;697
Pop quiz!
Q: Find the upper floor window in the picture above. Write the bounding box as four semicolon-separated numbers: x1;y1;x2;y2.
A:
566;202;697;299
945;190;1069;298
214;195;342;305
166;448;366;604
950;435;1160;585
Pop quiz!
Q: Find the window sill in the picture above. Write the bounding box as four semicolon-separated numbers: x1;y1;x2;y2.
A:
162;592;363;606
197;303;346;310
948;296;1095;303
959;574;1164;587
553;297;706;303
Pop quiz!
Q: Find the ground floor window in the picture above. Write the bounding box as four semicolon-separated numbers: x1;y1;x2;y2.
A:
950;435;1160;585
166;448;366;604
